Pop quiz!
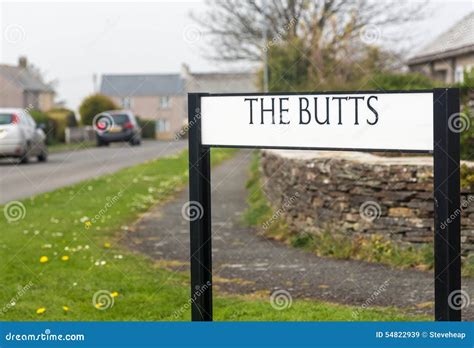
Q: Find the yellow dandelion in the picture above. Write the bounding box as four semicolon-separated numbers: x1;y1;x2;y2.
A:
104;242;111;248
61;255;69;261
36;307;46;314
39;256;48;263
95;303;103;309
111;291;119;297
62;306;69;312
84;221;92;229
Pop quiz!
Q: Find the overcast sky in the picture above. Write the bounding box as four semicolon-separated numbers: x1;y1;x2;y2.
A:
1;0;473;110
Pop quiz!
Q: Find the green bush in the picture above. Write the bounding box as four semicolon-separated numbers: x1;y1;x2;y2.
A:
369;72;435;90
136;116;156;139
79;94;117;126
461;164;474;191
30;109;57;145
457;68;474;101
47;108;77;142
458;69;474;161
460;106;474;161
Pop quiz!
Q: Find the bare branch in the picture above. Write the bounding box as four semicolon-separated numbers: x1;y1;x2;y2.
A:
192;0;427;62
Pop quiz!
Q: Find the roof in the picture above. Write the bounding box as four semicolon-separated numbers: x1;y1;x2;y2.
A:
186;71;258;93
0;65;54;92
100;74;185;97
408;11;474;65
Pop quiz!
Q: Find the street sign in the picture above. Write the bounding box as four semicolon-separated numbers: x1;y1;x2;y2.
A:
201;92;434;151
188;89;461;322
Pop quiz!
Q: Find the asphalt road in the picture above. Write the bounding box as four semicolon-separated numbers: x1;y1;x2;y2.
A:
0;140;187;204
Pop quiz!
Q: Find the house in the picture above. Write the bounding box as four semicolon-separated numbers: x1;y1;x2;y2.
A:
0;57;55;111
407;12;474;84
100;64;257;139
100;73;186;140
181;63;257;93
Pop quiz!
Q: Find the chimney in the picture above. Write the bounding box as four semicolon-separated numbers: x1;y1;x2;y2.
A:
18;56;27;69
180;63;190;78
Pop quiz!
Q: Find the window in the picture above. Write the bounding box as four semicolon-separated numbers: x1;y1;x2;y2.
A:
433;69;447;82
156;119;170;133
111;114;130;125
159;96;170;109
121;97;132;109
455;66;464;83
0;113;16;125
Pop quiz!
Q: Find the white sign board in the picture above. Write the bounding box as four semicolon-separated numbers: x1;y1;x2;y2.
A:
200;92;434;151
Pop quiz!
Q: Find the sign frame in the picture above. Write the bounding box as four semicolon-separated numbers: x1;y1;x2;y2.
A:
187;88;461;322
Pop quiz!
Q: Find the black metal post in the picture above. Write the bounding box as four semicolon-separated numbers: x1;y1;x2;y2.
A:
188;93;213;321
433;88;461;321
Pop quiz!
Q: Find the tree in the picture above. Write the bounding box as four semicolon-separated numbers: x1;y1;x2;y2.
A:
79;94;117;125
194;0;425;62
194;0;425;91
258;37;310;91
259;39;402;91
47;108;78;142
30;109;56;145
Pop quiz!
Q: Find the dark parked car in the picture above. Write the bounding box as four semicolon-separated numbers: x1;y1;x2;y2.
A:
95;110;141;146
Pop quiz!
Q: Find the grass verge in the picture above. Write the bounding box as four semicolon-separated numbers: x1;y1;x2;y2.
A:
243;151;473;277
1;148;425;321
48;141;96;154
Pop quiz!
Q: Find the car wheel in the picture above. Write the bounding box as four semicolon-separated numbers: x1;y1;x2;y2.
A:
96;139;109;147
19;144;30;164
38;149;48;162
19;154;29;164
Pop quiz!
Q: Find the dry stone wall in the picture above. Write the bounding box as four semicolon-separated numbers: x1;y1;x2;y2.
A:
260;150;474;256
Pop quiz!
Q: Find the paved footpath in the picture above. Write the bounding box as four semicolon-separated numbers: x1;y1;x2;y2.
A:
125;150;474;320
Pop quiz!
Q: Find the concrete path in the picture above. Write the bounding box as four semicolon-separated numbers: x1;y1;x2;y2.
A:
125;150;474;320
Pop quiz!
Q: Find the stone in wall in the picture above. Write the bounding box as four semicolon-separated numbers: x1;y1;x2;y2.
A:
260;150;474;257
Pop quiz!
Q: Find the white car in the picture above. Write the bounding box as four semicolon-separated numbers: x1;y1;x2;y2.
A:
0;108;48;163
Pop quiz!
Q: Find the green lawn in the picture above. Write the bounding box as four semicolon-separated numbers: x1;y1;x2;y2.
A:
0;149;426;321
